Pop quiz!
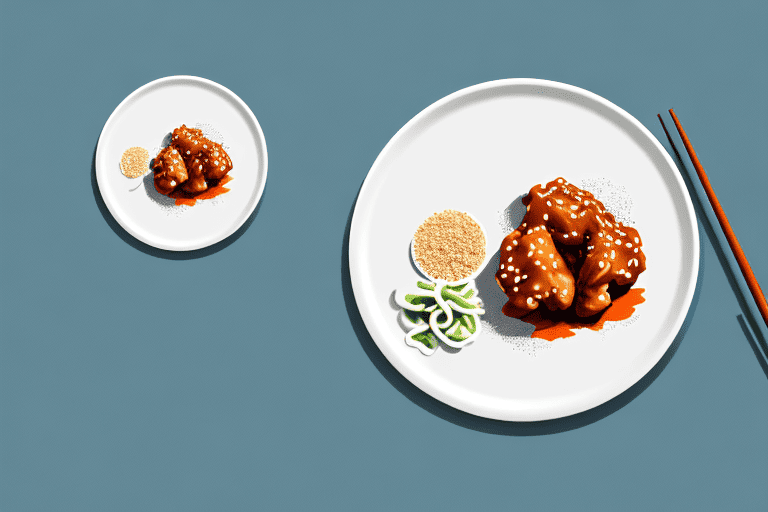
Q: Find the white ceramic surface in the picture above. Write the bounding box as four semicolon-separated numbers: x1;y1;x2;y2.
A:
349;78;699;421
96;76;268;251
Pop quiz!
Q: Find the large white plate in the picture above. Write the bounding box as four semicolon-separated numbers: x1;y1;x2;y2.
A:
96;76;268;251
349;79;699;421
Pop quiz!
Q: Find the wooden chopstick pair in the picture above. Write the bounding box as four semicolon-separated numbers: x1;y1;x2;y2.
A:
657;110;768;329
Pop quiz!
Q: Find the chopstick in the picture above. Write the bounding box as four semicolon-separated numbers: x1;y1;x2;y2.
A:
658;109;768;328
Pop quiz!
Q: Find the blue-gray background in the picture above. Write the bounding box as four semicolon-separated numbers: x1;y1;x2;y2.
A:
1;1;766;510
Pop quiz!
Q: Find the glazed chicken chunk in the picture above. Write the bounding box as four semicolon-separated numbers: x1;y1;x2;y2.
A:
152;124;233;197
495;226;575;318
496;177;646;319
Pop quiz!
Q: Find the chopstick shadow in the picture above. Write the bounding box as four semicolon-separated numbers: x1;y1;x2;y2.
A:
90;141;265;259
657;114;768;357
341;186;704;435
737;314;768;380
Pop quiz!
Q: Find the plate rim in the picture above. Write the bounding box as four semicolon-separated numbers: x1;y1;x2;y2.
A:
95;75;268;251
349;77;700;421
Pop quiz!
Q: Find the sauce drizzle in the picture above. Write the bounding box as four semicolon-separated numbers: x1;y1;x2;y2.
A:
503;288;646;341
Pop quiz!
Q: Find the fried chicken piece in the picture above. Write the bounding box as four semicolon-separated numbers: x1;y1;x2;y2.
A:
171;125;206;163
502;177;647;319
495;226;576;318
153;124;234;197
152;146;188;195
573;222;646;317
182;155;208;194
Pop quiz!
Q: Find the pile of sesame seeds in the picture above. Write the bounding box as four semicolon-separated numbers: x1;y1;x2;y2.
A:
120;147;149;178
413;209;486;282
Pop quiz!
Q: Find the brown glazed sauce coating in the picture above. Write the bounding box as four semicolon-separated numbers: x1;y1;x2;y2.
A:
496;177;646;319
152;124;233;198
495;227;575;317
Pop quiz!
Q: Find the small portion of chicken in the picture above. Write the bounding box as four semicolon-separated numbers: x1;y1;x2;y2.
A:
152;146;188;195
495;226;575;318
153;124;234;196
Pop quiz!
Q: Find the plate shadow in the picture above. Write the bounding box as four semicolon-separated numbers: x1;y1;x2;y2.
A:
342;187;704;436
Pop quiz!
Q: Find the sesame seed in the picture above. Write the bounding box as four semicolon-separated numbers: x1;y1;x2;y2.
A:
506;246;512;251
527;251;534;257
598;261;605;268
527;297;534;305
514;276;520;283
534;284;540;290
543;214;549;221
413;209;486;282
119;147;149;179
508;257;513;262
501;274;507;279
513;287;518;292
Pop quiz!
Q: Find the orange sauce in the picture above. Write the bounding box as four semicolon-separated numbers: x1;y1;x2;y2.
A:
168;175;233;206
503;288;646;341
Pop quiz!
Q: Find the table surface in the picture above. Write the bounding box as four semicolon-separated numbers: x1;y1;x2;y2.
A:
1;1;766;510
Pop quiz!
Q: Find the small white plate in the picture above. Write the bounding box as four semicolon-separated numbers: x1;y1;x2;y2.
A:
96;76;268;251
349;78;699;422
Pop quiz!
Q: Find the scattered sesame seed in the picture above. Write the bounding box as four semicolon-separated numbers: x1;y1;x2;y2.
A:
413;209;486;282
119;147;149;179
